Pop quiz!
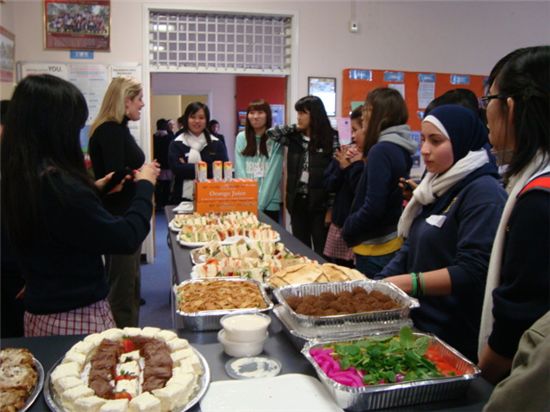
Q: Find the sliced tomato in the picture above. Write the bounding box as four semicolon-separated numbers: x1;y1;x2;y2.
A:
114;391;133;400
121;338;135;353
115;374;137;381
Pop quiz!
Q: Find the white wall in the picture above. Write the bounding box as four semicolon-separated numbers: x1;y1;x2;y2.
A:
0;0;16;98
10;0;550;114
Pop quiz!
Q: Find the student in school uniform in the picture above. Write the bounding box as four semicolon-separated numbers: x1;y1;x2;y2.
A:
376;105;507;362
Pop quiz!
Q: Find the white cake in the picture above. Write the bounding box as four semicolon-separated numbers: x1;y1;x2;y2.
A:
51;328;204;412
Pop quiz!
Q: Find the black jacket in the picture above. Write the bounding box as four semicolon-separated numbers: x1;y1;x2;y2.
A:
323;159;364;227
88;119;146;215
268;127;338;212
168;135;228;201
17;173;153;314
153;130;174;170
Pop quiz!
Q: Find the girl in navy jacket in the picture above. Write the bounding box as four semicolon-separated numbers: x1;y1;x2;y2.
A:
342;88;417;277
377;105;507;362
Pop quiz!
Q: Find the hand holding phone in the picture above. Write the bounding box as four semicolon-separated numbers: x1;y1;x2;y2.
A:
103;168;133;194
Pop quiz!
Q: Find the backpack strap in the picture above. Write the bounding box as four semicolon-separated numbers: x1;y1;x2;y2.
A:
518;172;550;197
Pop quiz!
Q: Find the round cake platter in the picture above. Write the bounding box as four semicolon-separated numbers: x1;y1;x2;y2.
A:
43;346;210;412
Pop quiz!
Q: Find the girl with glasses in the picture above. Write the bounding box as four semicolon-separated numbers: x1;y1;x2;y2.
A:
477;45;550;385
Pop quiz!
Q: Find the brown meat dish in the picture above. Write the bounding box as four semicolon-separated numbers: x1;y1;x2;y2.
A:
141;340;173;392
88;337;174;399
286;287;401;316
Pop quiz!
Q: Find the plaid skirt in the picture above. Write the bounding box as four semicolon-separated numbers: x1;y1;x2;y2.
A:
24;299;116;337
323;223;354;261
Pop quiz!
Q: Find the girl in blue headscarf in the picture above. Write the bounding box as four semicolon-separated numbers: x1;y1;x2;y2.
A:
376;104;507;362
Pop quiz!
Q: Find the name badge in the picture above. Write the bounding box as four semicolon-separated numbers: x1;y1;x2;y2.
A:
246;161;265;178
299;170;309;183
426;214;447;228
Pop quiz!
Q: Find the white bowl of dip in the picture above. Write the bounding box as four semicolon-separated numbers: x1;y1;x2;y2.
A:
218;329;268;357
220;313;272;343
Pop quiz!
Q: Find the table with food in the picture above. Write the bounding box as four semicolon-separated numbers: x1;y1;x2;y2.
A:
0;209;494;412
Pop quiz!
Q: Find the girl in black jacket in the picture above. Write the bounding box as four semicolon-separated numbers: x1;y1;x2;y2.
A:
267;96;339;255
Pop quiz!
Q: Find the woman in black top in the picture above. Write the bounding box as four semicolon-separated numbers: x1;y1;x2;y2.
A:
168;102;228;202
89;76;157;328
267;96;339;255
0;74;158;336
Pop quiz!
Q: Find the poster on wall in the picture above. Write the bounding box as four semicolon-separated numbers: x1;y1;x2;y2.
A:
44;0;111;51
308;77;336;116
18;62;69;80
409;130;424;179
0;26;15;83
68;64;109;152
270;104;285;127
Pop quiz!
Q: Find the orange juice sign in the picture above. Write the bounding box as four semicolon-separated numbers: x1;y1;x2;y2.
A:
195;179;258;214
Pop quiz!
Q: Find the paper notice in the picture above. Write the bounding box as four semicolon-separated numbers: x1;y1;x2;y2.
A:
388;83;405;98
418;81;435;109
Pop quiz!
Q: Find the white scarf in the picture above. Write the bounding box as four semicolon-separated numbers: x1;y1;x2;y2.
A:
175;132;207;199
398;149;490;238
478;152;550;355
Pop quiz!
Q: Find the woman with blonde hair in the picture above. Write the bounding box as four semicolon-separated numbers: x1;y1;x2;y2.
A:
89;76;157;328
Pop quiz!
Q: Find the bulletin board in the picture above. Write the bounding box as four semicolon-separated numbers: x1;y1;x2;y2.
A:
342;68;487;131
342;68;487;179
16;61;143;152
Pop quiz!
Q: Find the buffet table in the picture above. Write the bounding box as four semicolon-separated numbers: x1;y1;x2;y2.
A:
0;209;495;411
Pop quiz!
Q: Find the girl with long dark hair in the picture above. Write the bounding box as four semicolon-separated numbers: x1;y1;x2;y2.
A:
342;88;417;277
267;95;339;255
1;74;158;336
234;100;283;221
478;45;550;385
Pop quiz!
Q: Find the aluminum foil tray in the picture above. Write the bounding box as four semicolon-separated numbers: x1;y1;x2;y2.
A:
273;279;419;329
301;332;480;411
173;278;273;331
273;304;413;350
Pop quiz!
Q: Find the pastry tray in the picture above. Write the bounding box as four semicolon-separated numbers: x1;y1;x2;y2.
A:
173;278;273;331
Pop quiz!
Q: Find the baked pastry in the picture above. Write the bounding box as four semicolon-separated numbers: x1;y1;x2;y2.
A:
50;327;204;412
268;262;365;288
0;348;38;412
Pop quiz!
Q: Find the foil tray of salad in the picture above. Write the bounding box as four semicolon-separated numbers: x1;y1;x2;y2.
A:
301;326;480;411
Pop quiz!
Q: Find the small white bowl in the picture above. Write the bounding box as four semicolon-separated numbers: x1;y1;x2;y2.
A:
220;313;272;343
218;329;267;357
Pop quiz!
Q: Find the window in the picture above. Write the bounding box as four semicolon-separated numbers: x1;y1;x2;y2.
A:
149;11;292;74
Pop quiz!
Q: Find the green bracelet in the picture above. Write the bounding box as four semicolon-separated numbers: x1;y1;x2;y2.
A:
418;272;426;297
410;272;418;297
